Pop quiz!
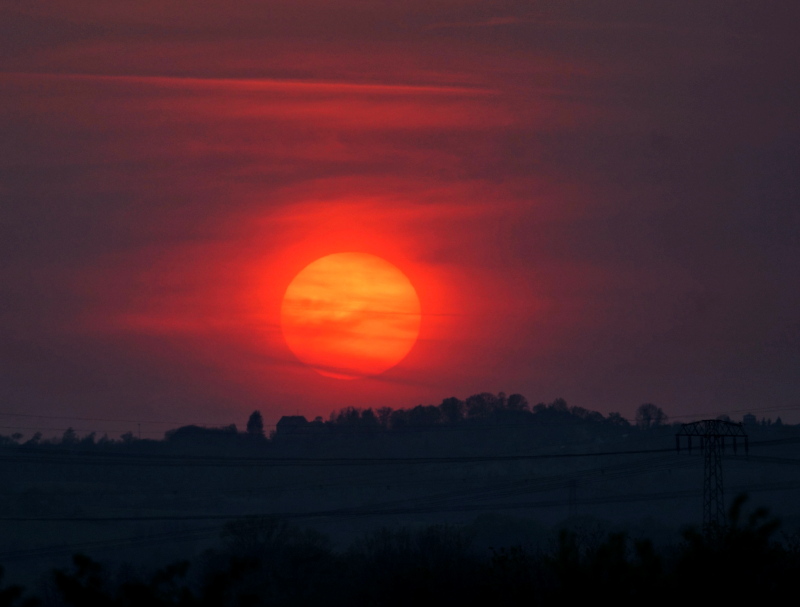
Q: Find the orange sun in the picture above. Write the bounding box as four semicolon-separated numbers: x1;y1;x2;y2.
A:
280;252;421;379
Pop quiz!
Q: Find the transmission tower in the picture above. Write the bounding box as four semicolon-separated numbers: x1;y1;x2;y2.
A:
675;420;748;540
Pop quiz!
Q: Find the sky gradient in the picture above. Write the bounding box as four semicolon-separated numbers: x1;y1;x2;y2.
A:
1;1;799;437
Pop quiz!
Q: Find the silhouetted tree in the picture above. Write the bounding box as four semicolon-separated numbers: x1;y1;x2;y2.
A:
246;410;264;437
544;529;663;603
673;494;787;601
407;405;441;427
360;408;379;428
61;427;79;446
333;407;361;426
23;432;41;446
466;393;501;419
330;407;380;433
438;397;464;424
606;412;630;427
635;403;667;429
506;394;529;411
534;397;569;416
0;434;19;447
376;407;393;428
348;525;474;605
570;406;604;423
389;408;410;429
0;566;37;607
52;554;109;606
52;553;191;607
213;516;335;604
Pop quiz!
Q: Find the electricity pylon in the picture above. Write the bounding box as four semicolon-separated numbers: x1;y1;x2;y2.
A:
675;420;748;540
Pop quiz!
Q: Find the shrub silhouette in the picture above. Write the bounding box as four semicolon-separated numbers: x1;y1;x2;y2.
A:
0;566;38;607
673;493;790;601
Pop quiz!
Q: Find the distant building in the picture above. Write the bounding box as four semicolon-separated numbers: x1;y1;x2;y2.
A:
275;415;309;436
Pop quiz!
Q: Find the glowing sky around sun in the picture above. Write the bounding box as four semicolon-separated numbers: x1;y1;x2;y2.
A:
1;1;799;435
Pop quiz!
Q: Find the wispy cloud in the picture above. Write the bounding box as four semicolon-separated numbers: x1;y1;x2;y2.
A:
0;71;495;96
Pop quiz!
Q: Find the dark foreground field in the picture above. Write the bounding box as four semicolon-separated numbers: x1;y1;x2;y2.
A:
2;400;799;603
1;495;799;606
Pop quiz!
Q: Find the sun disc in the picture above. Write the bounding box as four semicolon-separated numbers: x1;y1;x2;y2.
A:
280;252;421;379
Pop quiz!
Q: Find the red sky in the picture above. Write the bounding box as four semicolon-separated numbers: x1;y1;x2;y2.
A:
1;1;799;437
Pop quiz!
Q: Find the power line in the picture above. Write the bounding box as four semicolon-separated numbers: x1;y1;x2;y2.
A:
672;403;800;421
0;446;679;468
0;432;794;468
0;452;694;501
1;478;796;528
1;455;798;563
740;455;800;467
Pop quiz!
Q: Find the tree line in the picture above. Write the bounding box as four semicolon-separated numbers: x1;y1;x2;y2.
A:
6;392;789;450
320;395;670;432
0;494;796;606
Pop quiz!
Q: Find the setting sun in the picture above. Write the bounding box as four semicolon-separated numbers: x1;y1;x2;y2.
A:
280;252;421;379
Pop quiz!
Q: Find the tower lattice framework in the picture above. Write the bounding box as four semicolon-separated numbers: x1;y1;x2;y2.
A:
675;419;748;539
